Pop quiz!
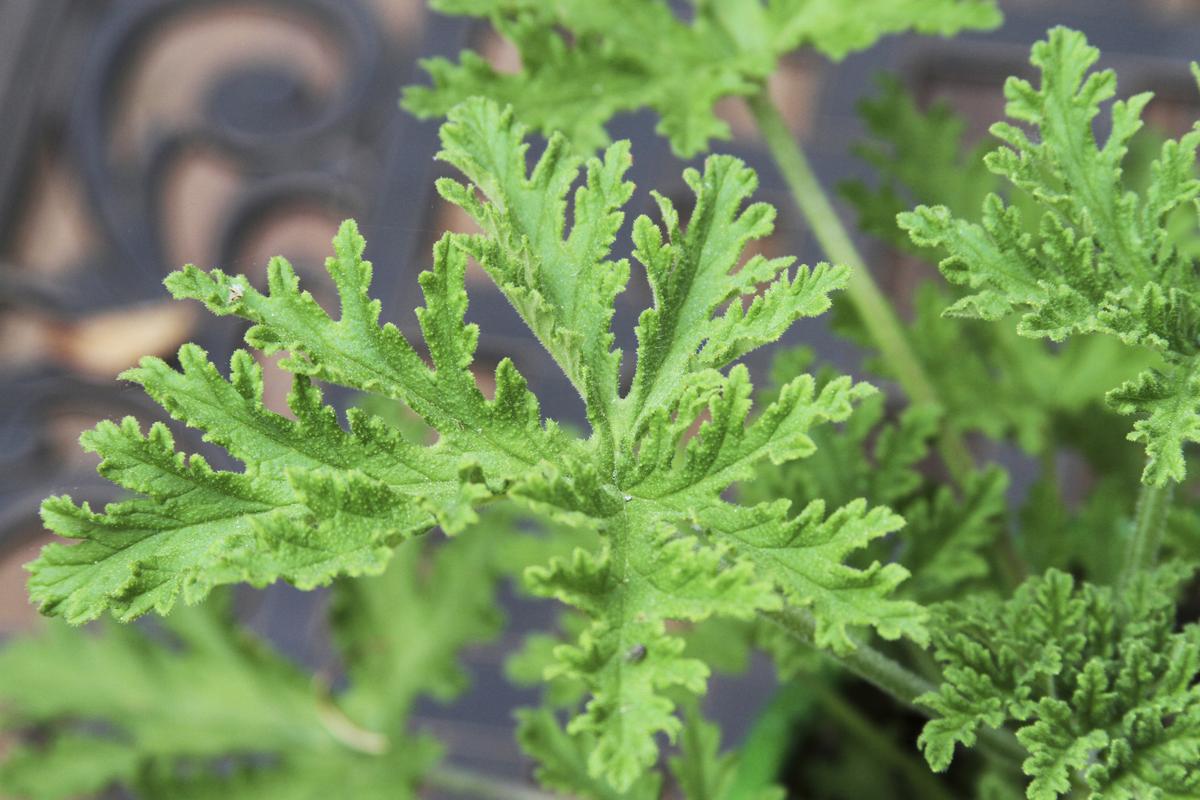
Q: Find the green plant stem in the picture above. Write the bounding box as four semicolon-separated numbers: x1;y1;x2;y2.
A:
426;765;561;800
1119;477;1174;588
816;690;957;800
766;609;932;706
768;608;1027;767
746;90;974;480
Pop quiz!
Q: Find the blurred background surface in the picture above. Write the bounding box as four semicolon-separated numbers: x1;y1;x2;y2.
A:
2;0;1200;785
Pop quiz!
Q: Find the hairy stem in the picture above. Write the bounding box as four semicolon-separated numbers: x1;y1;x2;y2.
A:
426;765;561;800
768;608;933;706
817;690;957;800
768;607;1027;767
746;90;975;479
1120;477;1174;587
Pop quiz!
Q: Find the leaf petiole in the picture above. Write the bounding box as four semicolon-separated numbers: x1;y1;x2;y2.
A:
1119;475;1174;588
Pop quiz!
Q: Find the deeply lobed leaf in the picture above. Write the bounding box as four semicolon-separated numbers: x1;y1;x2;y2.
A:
4;529;505;799
918;567;1200;799
842;74;1155;458
744;351;1009;604
31;98;921;790
898;27;1200;484
32;346;464;624
404;0;1001;157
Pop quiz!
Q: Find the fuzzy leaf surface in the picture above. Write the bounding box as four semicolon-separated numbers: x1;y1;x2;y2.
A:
31;98;920;791
745;350;1008;603
899;27;1200;483
32;346;476;622
842;75;1155;457
919;567;1200;799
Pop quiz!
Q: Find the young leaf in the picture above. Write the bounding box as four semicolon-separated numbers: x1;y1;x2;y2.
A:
515;708;662;800
330;525;505;732
31;98;922;790
404;0;1001;157
668;699;786;800
899;467;1008;602
918;567;1200;799
899;27;1200;484
841;76;1153;457
745;350;1008;602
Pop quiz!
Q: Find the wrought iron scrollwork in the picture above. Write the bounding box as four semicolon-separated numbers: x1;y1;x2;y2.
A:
0;0;460;559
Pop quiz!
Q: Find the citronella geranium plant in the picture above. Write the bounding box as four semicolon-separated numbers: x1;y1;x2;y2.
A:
5;3;1200;798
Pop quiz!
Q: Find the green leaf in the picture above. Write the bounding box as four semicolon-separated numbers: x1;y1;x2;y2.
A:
744;359;941;512
138;747;440;800
744;352;1008;602
670;704;737;800
978;771;1027;800
435;100;633;434
918;567;1200;799
1108;359;1200;486
840;74;995;250
507;617;592;708
900;467;1008;602
898;27;1200;483
0;596;430;799
32;346;465;623
842;76;1155;458
331;523;505;731
33;98;920;790
668;698;786;800
515;708;662;800
404;0;1001;157
692;497;923;654
166;224;568;473
1018;474;1133;584
0;736;141;800
4;530;505;799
